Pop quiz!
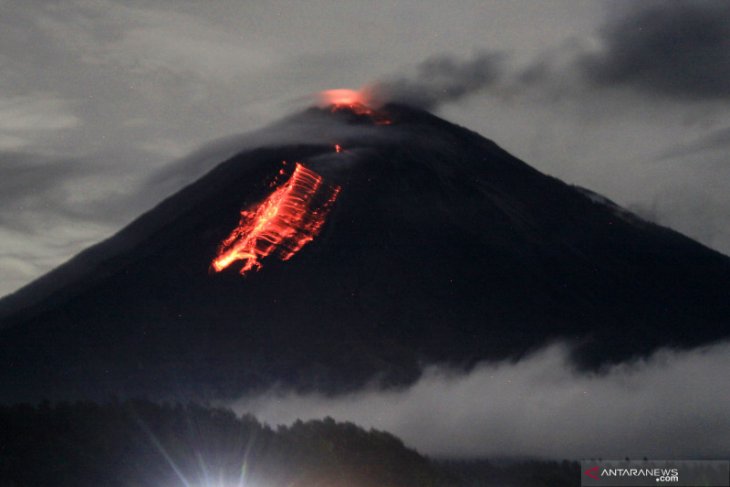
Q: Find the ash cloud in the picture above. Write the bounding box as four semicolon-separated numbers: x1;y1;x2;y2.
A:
231;342;730;459
366;51;504;110
578;1;730;99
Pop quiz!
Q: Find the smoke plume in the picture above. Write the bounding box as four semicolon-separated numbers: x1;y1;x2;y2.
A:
578;1;730;99
366;51;504;110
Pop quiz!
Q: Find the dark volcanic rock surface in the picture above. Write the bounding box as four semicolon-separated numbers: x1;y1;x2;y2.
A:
1;104;728;401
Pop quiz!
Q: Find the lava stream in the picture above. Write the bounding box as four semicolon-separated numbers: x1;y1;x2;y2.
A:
211;163;340;275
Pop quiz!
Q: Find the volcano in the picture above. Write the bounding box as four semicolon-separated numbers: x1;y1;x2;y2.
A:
1;103;729;401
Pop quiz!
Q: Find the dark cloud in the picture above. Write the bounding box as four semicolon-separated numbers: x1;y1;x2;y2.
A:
366;51;505;110
0;152;87;224
579;1;730;99
0;151;145;229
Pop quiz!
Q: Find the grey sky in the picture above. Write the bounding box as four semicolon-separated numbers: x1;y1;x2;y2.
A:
1;0;729;301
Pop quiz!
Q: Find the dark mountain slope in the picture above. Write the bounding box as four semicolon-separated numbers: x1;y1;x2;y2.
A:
1;104;728;401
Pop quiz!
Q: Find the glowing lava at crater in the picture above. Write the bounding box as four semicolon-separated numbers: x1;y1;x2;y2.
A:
211;162;340;275
319;88;371;113
319;88;392;124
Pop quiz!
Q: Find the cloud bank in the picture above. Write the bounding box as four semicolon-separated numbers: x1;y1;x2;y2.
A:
231;342;730;459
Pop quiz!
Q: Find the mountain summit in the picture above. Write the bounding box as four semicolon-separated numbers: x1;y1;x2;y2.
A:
2;103;729;401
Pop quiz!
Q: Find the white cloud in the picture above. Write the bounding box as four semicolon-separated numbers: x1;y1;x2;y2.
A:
231;342;730;459
0;94;79;133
